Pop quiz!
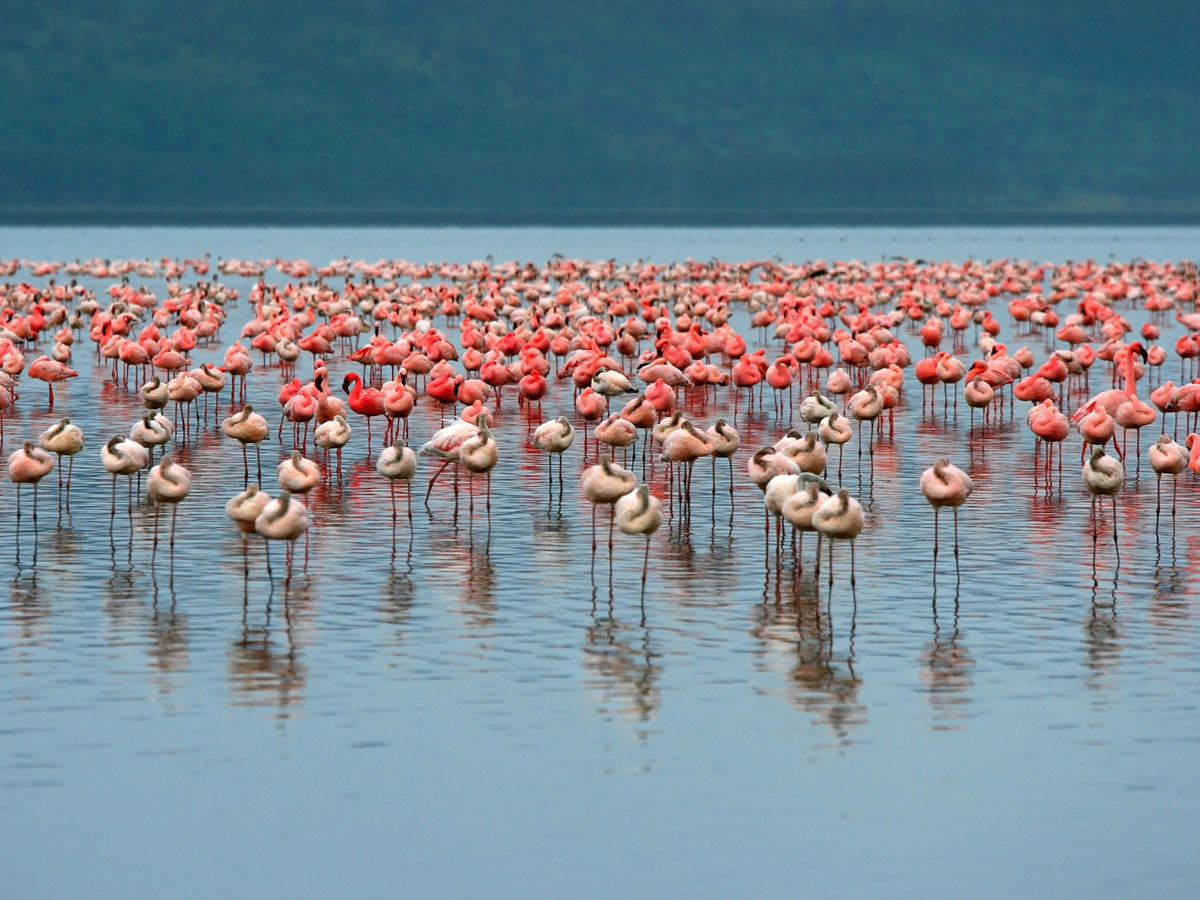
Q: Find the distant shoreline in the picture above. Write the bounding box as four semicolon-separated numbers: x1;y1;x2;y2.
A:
2;208;1199;227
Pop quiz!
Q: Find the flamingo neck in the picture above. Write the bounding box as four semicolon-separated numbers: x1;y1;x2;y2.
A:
1123;352;1137;396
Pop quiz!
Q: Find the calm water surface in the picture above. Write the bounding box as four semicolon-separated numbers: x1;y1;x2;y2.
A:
1;227;1198;898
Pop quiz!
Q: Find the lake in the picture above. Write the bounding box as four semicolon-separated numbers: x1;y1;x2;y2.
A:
1;226;1198;899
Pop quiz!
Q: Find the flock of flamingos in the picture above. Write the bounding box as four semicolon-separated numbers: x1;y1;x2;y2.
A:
2;253;1200;595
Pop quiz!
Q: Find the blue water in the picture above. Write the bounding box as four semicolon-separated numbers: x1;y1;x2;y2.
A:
1;227;1198;899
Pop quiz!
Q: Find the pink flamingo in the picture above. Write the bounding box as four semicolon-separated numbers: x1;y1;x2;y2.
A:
27;356;77;407
920;457;973;563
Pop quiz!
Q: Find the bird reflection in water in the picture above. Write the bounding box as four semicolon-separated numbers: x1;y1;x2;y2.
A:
751;575;865;746
381;570;416;638
8;567;48;648
104;564;144;633
229;588;306;718
921;585;974;729
1151;539;1191;626
583;594;661;734
459;544;497;632
1084;559;1120;693
148;572;189;697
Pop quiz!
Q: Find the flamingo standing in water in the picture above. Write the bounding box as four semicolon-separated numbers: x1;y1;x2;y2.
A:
595;415;637;464
531;416;575;494
419;417;479;506
1083;448;1123;562
254;491;309;587
314;414;353;480
38;417;84;506
659;420;713;508
226;484;271;534
140;375;169;410
1028;399;1069;484
459;421;499;520
8;441;54;555
812;489;865;587
581;456;637;573
221;404;270;483
131;411;173;464
614;484;663;610
705;418;740;499
919;457;973;565
781;478;831;574
1148;434;1186;519
277;449;320;559
146;455;192;564
27;356;77;407
1073;342;1148;423
377;439;417;527
100;434;149;523
343;372;385;448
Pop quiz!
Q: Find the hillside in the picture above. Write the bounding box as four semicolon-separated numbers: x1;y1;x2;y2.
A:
2;0;1198;219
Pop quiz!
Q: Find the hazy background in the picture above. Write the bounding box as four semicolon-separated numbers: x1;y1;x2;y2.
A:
3;0;1197;222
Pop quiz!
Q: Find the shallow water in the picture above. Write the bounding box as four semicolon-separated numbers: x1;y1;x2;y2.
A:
1;227;1199;899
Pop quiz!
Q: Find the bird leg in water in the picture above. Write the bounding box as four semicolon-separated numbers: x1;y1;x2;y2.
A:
640;535;650;614
424;459;452;506
953;507;961;561
1108;494;1118;564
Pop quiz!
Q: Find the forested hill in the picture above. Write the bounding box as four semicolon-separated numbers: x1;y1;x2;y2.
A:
3;0;1198;221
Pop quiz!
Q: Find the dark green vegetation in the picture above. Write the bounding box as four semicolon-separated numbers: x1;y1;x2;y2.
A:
3;0;1198;221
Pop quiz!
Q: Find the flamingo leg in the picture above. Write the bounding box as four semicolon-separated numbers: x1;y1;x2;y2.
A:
1108;494;1118;564
640;535;650;618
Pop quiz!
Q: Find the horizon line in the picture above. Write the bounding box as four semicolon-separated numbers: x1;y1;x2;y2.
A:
2;208;1199;227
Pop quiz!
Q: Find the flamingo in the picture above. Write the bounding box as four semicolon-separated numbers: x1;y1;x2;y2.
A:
919;458;973;564
254;492;309;587
314;415;353;478
140;375;169;409
705;418;740;497
100;434;149;522
799;391;837;427
146;455;192;563
8;441;54;554
595;415;637;463
1083;448;1123;562
27;356;77;407
131;411;173;463
659;421;713;506
38;417;84;505
781;478;831;574
342;372;385;448
377;439;418;527
221;404;270;483
278;450;320;496
581;456;637;571
531;416;575;493
812;488;865;587
1148;435;1186;519
226;484;271;534
418;417;479;506
847;384;884;453
614;484;663;609
1072;342;1148;422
